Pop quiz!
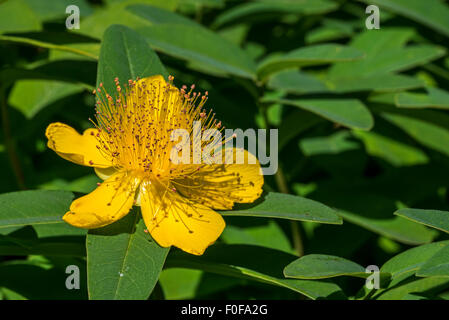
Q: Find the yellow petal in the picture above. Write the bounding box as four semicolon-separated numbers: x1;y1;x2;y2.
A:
46;122;112;168
173;149;264;210
140;180;225;255
63;171;139;229
94;167;118;181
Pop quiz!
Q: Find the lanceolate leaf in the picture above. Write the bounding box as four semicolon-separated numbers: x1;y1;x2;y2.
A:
165;244;346;300
377;107;449;157
257;44;364;80
8;79;84;118
268;70;424;95
265;98;374;130
212;0;338;28
417;244;449;277
87;209;169;300
395;208;449;234
220;192;342;225
135;24;257;79
97;24;168;92
395;87;449;109
359;0;449;38
284;254;367;279
381;241;449;282
0;190;74;231
308;188;438;245
126;4;200;27
375;277;449;300
0;0;41;34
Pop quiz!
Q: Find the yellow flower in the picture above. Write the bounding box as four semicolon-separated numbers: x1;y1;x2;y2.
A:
45;75;263;255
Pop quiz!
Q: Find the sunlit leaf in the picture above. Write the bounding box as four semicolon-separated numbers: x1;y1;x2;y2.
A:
220;192;342;225
87;209;169;300
265;98;374;130
395;208;449;234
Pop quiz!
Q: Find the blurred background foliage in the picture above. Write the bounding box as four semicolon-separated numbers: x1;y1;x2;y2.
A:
2;0;449;300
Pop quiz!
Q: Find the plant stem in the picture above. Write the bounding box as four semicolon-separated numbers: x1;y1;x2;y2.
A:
1;86;26;190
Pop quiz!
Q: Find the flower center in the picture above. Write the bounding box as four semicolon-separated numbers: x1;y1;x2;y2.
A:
91;76;223;181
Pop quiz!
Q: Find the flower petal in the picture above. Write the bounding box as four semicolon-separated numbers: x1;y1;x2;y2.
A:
63;171;139;229
46;122;112;168
173;149;264;210
140;180;225;255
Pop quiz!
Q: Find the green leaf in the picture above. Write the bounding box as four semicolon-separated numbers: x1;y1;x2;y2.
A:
97;24;167;92
0;0;41;34
376;277;449;300
329;29;445;77
0;35;98;60
22;0;93;21
381;241;449;282
0;235;85;257
268;70;329;95
222;220;294;254
265;98;374;130
219;192;342;225
258;44;364;80
75;0;178;40
417;244;449;277
395;208;449;234
8;79;84;118
329;74;425;93
212;0;338;28
268;70;425;95
87;209;169;300
300;131;360;156
396;87;449;109
284;254;368;279
332;45;445;77
0;258;88;300
165;244;346;299
309;188;438;245
126;4;199;27
352;130;429;167
377;107;449;157
136;24;257;79
360;0;449;37
158;268;204;299
278;109;324;150
306;19;354;44
0;190;73;230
